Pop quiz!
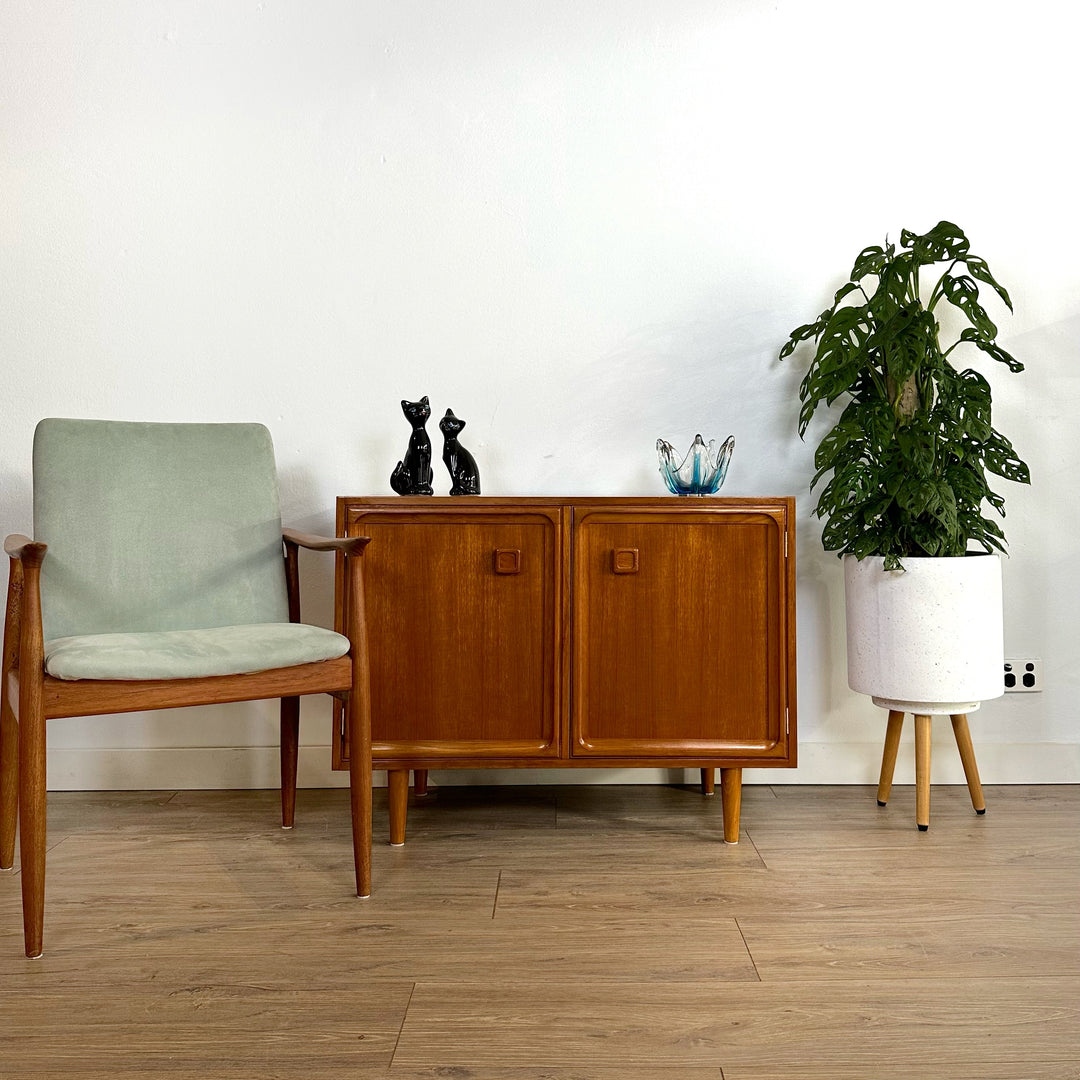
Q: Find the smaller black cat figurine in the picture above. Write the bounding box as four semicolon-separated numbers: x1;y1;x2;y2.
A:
389;396;434;496
439;408;481;495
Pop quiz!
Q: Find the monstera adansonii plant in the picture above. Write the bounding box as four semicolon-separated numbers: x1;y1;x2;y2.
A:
779;220;1030;570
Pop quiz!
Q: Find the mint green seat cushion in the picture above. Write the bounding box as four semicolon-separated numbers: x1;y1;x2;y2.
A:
44;623;350;681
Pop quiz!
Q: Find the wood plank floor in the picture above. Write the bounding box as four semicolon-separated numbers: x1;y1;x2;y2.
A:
1;782;1078;1078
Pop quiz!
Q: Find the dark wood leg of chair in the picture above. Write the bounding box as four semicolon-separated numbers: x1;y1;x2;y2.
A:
280;696;300;829
915;714;932;832
877;710;905;806
720;767;742;843
701;768;715;796
950;713;986;815
413;769;429;797
0;697;17;870
388;770;409;846
19;690;46;957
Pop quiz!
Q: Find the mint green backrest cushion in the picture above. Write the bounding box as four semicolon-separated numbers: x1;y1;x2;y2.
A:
34;419;290;641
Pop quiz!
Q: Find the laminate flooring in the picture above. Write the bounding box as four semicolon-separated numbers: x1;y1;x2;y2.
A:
0;782;1077;1078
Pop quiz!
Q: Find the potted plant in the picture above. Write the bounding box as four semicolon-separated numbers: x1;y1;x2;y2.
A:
779;221;1030;821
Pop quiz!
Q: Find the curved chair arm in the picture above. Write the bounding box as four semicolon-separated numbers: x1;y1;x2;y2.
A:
282;529;371;558
281;529;371;625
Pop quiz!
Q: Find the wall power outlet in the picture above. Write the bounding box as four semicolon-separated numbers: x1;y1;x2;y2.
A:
1004;658;1043;692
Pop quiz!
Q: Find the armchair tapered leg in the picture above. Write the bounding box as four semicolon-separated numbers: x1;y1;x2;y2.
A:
877;710;905;806
2;560;21;872
19;691;47;958
280;696;300;829
950;713;986;815
347;689;372;899
345;550;374;900
915;714;932;832
0;699;17;870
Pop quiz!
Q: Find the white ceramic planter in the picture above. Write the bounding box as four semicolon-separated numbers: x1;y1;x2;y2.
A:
844;554;1004;715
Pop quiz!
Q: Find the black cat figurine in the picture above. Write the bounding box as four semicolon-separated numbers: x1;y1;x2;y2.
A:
389;396;434;496
439;408;481;495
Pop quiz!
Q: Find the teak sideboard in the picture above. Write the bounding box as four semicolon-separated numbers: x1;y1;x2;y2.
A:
333;496;796;844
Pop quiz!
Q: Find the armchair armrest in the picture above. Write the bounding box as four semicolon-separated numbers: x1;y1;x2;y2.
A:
282;528;370;558
4;535;47;567
280;528;371;627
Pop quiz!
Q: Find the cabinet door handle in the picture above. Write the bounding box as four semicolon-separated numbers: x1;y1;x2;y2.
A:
494;548;522;574
612;548;640;574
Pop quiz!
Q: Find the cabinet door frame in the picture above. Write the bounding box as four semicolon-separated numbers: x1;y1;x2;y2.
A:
569;501;796;765
334;499;567;767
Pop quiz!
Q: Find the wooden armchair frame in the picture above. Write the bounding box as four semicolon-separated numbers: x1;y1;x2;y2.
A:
1;526;373;958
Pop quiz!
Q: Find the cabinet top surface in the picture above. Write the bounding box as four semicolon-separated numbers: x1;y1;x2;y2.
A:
338;495;795;508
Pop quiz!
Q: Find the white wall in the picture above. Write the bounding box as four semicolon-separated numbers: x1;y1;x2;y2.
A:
2;0;1077;789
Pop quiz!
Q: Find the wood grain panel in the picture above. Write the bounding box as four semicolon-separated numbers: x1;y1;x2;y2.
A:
723;1066;1080;1080
0;983;409;1072
343;507;562;759
494;864;1080;918
572;508;787;758
3;785;1076;1078
392;978;1080;1069
738;913;1080;979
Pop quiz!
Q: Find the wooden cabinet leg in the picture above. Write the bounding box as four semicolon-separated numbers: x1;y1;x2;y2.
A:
700;768;715;796
915;714;932;831
877;710;905;806
388;769;409;847
950;713;986;815
720;767;742;844
279;696;300;829
414;769;429;797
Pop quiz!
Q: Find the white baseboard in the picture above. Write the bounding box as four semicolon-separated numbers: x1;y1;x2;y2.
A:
44;740;1080;790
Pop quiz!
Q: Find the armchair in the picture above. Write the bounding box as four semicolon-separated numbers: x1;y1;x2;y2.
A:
1;419;373;957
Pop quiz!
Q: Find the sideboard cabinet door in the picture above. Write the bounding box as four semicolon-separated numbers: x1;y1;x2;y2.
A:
338;505;564;765
571;505;793;762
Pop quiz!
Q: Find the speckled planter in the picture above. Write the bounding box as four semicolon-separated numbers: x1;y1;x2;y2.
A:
844;554;1004;715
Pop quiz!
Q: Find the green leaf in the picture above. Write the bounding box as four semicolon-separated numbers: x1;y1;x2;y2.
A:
961;254;1013;311
779;319;825;360
832;280;862;307
851;244;888;282
895;427;936;474
939;275;997;337
904;221;970;264
959;328;1024;372
983;433;1031;483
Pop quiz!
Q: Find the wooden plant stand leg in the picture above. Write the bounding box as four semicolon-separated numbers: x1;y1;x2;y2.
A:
413;769;429;797
950;713;986;815
720;767;742;844
877;710;905;806
914;714;932;831
701;768;715;796
388;769;409;847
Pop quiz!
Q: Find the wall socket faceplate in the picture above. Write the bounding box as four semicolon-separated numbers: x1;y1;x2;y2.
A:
1004;658;1043;692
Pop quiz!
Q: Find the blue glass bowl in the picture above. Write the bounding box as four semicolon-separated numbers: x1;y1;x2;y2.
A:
656;434;735;495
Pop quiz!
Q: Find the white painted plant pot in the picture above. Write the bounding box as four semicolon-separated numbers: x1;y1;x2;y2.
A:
844;554;1004;715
